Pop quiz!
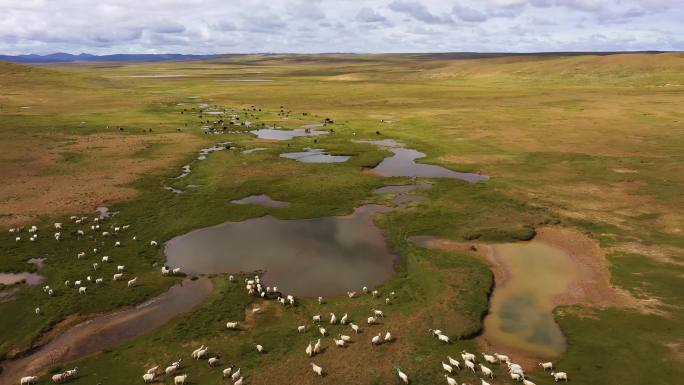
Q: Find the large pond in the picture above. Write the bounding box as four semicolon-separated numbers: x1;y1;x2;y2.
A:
0;272;44;286
165;205;397;297
484;242;576;357
231;194;290;208
0;278;212;384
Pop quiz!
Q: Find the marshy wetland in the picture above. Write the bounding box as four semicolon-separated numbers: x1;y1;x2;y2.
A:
0;53;683;385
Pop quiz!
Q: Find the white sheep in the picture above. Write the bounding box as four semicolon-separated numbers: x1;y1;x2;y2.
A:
54;223;62;229
208;357;220;367
95;278;103;284
113;273;123;281
312;314;321;323
222;367;233;377
340;334;351;342
74;280;82;286
333;338;345;347
362;286;368;293
550;372;568;382
350;323;360;333
165;365;179;375
465;360;476;372
150;240;158;247
226;321;239;329
445;375;457;385
161;266;170;275
172;268;181;275
142;373;155;383
174;374;188;385
77;230;84;236
117;265;125;272
306;342;313;357
438;334;450;343
329;313;337;324
77;252;85;259
461;351;476;362
447;356;461;370
319;327;327;336
313;339;321;354
372;309;384;317
494;353;510;363
539;362;553;371
384;331;392;342
34;307;40;315
311;363;323;376
442;361;454;373
367;316;376;325
234;377;244;385
480;364;494;379
114;241;121;247
127;277;138;287
483;353;497;364
318;296;323;304
523;380;537;385
396;368;409;384
20;376;38;385
340;313;348;324
510;372;523;381
231;368;241;381
93;263;99;270
102;256;109;263
79;287;87;295
371;333;382;345
297;325;306;333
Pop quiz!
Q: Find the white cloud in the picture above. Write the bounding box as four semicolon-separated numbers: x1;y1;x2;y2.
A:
0;0;680;54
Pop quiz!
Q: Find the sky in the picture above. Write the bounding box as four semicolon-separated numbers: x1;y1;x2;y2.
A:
0;0;682;55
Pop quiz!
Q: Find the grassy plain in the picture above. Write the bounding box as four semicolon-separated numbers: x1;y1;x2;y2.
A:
0;53;682;384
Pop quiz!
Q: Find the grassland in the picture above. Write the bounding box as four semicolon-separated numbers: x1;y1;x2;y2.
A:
0;53;682;384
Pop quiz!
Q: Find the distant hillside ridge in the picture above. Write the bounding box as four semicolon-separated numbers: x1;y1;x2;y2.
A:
0;53;221;63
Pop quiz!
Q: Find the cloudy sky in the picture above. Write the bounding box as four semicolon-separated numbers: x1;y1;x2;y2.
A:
0;0;682;55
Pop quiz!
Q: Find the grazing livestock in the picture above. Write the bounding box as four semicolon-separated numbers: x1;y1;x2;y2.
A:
371;333;382;345
447;356;461;370
461;351;476;362
318;296;323;304
340;313;348;324
350;323;360;333
319;327;327;336
34;307;40;315
117;265;125;272
256;344;265;353
95;278;103;284
150;241;158;247
464;360;476;373
297;325;306;333
313;339;321;354
172;268;181;275
384;331;392;342
483;353;497;364
442;362;453;373
510;372;523;381
161;266;170;275
223;367;233;377
208;357;220;367
311;362;323;376
523;380;537;385
396;368;409;384
93;263;99;270
438;334;450;343
226;321;239;329
127;277;138;287
312;314;321;323
165;365;179;375
550;372;568;382
231;368;241;381
372;309;384;317
330;313;337;324
445;375;457;385
78;287;87;295
540;362;553;371
115;241;121;247
174;374;188;385
306;342;313;357
102;256;109;263
20;376;38;385
333;338;345;347
480;364;494;379
142;373;155;383
481;378;491;385
234;377;244;385
113;273;123;281
77;252;85;259
494;353;510;363
146;366;159;374
340;334;351;342
367;316;376;325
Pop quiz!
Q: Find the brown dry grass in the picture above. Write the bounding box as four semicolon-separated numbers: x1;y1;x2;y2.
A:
0;132;205;228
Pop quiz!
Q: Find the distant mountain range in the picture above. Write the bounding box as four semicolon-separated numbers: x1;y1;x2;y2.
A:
0;53;221;63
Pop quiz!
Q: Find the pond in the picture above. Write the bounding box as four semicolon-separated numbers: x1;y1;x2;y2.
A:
483;242;576;357
280;148;350;163
372;148;488;182
0;272;44;286
165;205;397;297
251;128;328;141
231;194;290;208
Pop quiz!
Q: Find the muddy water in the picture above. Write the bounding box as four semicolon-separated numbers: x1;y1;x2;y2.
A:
280;148;350;163
165;205;396;297
0;272;44;286
251;128;328;141
372;148;488;182
231;195;290;208
0;278;212;384
484;242;577;357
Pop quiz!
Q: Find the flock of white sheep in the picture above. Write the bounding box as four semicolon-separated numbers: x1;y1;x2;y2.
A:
11;216;572;384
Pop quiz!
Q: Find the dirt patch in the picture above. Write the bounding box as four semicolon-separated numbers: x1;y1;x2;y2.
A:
325;73;368;82
0;132;206;228
664;341;684;364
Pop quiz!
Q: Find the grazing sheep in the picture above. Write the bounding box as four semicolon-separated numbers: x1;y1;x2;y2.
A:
447;356;461;370
367;316;376;325
319;327;327;336
539;362;553;371
77;252;85;259
34;307;40;315
113;273;123;281
102;256;109;263
297;325;306;333
21;376;38;385
483;353;497;364
54;223;62;229
340;313;348;324
371;333;382;345
340;334;351;342
117;265;125;272
510;372;523;381
142;373;155;383
523;380;537;385
306;342;313;357
312;314;321;323
256;344;265;353
442;362;453;374
396;368;409;384
494;353;510;363
165;365;179;375
384;331;392;342
317;296;323;304
333;338;345;347
438;334;450;344
150;241;158;247
445;375;457;385
461;351;476;362
208;357;220;367
231;368;241;381
313;339;321;354
127;277;138;287
234;377;244;385
464;360;476;373
74;280;82;286
93;263;99;270
78;287;87;295
550;372;568;382
115;241;121;247
480;364;494;379
173;374;188;385
311;363;323;376
226;321;239;330
172;268;181;275
329;313;337;324
222;367;233;377
372;309;384;317
350;323;360;333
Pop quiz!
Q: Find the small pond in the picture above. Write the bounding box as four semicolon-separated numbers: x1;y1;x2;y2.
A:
280;148;350;163
251;128;328;141
0;272;44;286
231;195;290;208
372;148;488;182
165;205;396;297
